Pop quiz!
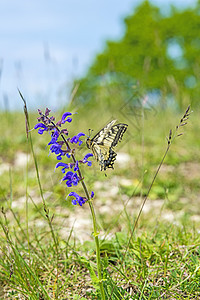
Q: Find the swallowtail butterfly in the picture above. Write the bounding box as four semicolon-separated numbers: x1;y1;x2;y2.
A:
86;120;128;171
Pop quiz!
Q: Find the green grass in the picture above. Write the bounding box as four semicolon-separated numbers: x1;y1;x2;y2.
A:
0;104;200;299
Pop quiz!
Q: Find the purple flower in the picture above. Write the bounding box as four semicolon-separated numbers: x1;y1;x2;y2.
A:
61;112;72;124
83;153;93;166
70;132;85;146
45;108;51;116
50;143;63;160
63;171;79;187
34;123;48;134
56;162;73;173
68;192;86;206
48;130;60;145
91;191;94;198
60;129;68;135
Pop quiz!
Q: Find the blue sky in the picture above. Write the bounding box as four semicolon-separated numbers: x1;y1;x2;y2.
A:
0;0;197;110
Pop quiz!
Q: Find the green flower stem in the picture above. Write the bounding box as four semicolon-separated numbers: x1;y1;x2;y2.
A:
71;153;105;300
88;198;105;299
49;123;105;299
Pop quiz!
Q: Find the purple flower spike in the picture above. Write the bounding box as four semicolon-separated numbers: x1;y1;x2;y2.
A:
63;171;79;187
35;109;93;206
61;112;72;124
68;192;86;206
34;123;48;134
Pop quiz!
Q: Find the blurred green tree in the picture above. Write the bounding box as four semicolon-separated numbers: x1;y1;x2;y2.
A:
72;0;200;109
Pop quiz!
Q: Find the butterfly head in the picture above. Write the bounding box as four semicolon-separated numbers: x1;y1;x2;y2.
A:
86;128;93;149
86;137;92;149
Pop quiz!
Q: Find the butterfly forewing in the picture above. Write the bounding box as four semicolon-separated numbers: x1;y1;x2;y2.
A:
87;120;128;171
91;120;117;144
104;124;128;148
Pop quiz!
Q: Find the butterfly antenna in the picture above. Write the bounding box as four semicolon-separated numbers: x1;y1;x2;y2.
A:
88;128;93;138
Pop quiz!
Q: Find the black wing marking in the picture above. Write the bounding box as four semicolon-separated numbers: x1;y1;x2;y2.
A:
103;148;117;171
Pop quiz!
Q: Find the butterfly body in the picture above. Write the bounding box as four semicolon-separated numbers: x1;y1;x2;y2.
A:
86;120;128;171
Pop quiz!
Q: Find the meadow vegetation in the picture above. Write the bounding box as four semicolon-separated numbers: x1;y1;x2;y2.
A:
0;98;199;299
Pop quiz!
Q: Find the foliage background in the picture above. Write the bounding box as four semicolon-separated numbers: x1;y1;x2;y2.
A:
73;0;200;110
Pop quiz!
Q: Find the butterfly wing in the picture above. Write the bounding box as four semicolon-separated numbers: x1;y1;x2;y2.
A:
90;143;117;171
90;120;117;144
87;121;128;171
103;123;128;148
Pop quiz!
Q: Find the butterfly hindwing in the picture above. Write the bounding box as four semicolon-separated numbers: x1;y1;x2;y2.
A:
86;120;128;171
103;147;117;170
